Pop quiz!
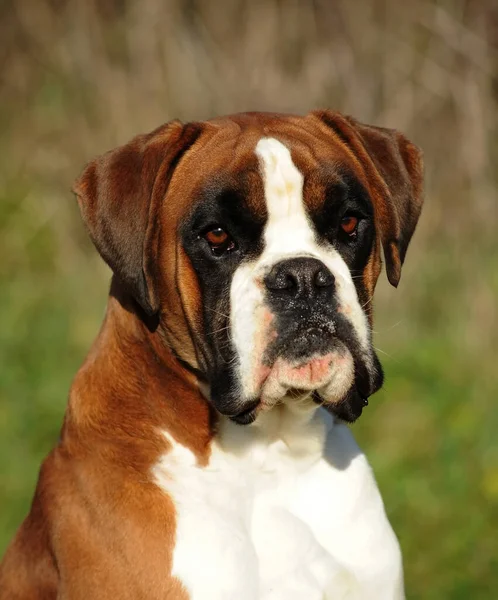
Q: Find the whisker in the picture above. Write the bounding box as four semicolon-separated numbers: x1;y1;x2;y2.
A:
204;306;230;319
223;353;239;367
361;296;374;309
373;320;404;336
208;325;231;336
373;346;398;363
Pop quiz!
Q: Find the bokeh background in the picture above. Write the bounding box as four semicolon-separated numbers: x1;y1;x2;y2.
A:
1;0;497;597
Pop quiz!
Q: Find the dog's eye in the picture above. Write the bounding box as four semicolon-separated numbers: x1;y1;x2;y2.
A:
340;215;359;237
203;227;236;256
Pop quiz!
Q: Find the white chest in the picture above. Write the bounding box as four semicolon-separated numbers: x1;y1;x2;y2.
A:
152;406;404;600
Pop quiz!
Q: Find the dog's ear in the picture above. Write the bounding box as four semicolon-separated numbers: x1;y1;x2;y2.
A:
312;110;424;287
73;121;202;315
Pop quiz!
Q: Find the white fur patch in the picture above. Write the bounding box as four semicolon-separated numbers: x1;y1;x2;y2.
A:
153;407;404;599
230;137;372;404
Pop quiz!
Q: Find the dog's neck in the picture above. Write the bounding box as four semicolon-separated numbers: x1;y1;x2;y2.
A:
63;288;214;467
214;399;329;467
63;282;332;471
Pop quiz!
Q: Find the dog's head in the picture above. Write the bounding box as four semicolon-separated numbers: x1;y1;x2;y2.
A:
74;111;423;424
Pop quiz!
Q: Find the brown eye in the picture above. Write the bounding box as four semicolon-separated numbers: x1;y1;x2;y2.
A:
203;227;235;256
340;215;359;237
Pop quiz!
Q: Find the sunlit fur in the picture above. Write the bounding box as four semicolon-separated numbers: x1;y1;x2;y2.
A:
230;138;375;411
157;137;404;599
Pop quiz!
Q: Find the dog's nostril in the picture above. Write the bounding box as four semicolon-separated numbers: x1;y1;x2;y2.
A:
274;271;297;290
315;268;335;288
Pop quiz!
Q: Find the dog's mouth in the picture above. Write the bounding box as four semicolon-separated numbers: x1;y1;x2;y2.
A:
258;350;350;400
229;346;356;425
230;399;262;425
218;312;383;426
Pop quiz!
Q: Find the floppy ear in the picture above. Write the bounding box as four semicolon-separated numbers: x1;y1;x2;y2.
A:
312;110;424;287
73;121;202;315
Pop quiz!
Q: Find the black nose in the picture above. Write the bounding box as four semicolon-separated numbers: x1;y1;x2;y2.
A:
264;257;335;299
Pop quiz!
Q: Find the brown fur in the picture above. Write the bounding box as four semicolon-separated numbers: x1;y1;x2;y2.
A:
0;111;423;599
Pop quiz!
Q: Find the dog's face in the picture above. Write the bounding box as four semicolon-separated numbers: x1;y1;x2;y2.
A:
74;111;423;425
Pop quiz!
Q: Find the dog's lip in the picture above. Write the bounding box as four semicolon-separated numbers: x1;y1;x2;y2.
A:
324;386;370;422
257;350;342;391
313;388;369;407
228;399;260;425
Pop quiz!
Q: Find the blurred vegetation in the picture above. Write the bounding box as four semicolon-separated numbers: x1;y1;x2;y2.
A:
1;0;498;597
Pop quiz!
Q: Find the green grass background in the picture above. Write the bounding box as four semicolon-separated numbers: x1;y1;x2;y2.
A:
1;1;497;597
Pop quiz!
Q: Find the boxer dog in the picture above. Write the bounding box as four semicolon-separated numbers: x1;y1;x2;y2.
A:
0;110;423;599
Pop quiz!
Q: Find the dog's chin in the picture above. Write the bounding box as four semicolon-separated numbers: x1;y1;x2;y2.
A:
216;349;355;426
258;351;354;406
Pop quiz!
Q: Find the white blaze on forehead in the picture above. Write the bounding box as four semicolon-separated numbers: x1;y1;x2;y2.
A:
255;138;315;259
